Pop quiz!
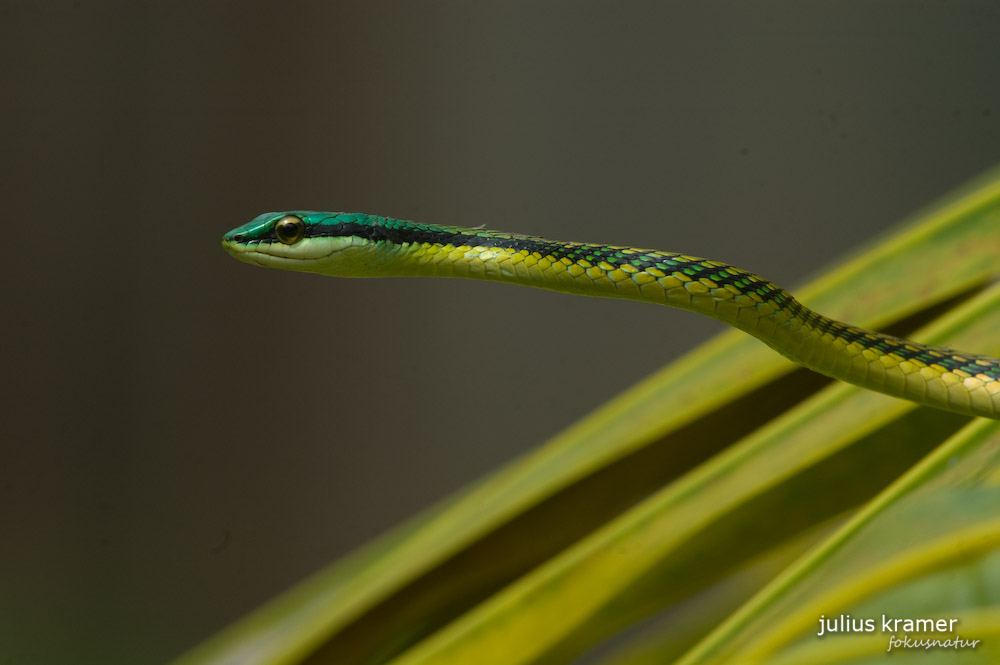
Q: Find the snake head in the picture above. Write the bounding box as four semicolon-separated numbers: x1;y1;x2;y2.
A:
222;211;396;277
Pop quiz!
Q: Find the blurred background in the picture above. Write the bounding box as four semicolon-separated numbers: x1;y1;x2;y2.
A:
3;2;999;663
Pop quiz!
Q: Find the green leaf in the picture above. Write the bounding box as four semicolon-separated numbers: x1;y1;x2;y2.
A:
377;283;1000;665
674;416;1000;665
172;166;1000;665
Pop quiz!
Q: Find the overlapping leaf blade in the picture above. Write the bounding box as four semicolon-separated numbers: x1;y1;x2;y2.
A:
173;167;1000;665
674;416;1000;665
380;283;1000;665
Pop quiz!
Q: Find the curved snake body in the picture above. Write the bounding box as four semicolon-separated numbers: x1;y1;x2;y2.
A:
223;211;1000;419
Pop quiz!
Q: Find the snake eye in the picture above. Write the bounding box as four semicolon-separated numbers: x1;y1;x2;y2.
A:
274;215;305;245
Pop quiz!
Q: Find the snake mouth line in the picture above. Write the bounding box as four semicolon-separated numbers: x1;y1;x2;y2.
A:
221;238;344;266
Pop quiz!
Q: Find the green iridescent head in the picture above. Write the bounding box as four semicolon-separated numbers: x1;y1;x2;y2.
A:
222;211;401;277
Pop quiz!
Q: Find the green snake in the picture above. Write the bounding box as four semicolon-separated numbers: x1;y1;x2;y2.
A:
223;211;1000;419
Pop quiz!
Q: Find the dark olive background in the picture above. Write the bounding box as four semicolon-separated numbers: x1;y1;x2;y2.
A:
3;2;999;664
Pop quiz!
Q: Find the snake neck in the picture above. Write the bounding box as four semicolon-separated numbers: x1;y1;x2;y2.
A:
390;231;832;361
389;230;794;330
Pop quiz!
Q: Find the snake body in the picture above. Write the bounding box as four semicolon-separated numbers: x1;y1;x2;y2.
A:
223;211;1000;419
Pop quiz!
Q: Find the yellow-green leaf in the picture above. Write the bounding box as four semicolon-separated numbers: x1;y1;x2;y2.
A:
173;167;1000;665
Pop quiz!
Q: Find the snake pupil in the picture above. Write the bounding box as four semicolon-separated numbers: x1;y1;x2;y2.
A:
275;215;305;245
